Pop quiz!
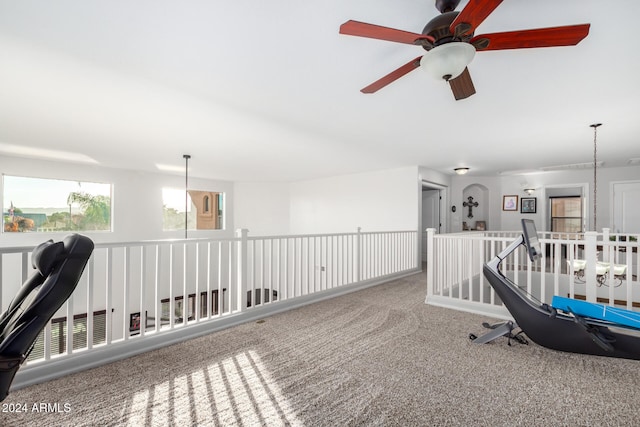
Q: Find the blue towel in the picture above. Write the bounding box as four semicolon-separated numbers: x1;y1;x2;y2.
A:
551;295;640;330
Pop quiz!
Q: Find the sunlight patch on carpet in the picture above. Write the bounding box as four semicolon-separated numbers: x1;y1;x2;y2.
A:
124;350;301;426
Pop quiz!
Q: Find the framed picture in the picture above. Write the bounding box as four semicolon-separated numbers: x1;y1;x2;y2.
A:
521;197;537;214
129;312;141;335
502;195;518;211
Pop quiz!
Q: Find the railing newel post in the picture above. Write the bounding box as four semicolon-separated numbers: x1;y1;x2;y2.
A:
236;228;249;312
356;227;362;283
426;228;435;302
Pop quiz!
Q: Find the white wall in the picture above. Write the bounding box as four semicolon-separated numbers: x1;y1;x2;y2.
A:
0;156;235;247
289;166;420;234
5;156;638;241
450;175;501;231
233;181;290;235
450;165;640;233
498;166;640;232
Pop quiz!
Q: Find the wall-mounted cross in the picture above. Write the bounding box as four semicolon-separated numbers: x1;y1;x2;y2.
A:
463;196;479;219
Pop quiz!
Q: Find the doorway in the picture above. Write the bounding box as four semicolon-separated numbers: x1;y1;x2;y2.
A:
421;181;445;263
542;184;588;232
612;181;640;233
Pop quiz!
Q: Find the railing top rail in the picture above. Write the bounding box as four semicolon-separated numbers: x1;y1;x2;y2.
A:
0;246;32;255
0;229;419;254
600;240;640;248
431;230;640;248
93;237;242;250
0;236;243;254
249;230;417;240
249;233;355;240
433;233;516;242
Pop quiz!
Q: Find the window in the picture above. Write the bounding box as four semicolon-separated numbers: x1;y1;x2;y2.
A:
27;310;107;361
2;175;112;233
203;195;210;213
162;188;224;231
550;196;582;233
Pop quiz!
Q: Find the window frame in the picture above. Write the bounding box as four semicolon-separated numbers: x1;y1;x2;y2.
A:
549;196;583;233
2;174;113;234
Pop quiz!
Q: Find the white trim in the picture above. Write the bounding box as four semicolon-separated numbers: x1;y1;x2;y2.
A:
425;295;512;320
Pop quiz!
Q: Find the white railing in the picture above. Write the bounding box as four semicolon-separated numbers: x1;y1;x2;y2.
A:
1;228;418;389
425;228;640;319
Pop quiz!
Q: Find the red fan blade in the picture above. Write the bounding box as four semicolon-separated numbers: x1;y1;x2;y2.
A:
471;24;590;51
450;0;503;36
361;57;422;93
340;20;434;45
449;67;476;100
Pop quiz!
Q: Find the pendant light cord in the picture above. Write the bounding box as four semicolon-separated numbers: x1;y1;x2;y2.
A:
590;123;601;232
183;154;191;239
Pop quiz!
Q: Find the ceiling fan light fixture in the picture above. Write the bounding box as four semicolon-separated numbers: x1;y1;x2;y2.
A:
420;42;476;81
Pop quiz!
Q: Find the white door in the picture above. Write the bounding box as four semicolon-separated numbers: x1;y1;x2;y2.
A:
422;190;440;262
613;181;640;233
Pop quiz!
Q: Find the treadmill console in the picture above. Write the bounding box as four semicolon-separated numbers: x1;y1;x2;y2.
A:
521;219;542;262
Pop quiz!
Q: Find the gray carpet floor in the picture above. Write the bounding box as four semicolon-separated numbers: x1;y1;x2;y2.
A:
3;272;640;426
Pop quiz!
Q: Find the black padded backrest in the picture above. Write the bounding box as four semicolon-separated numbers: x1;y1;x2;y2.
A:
31;239;65;276
0;240;65;336
0;234;94;401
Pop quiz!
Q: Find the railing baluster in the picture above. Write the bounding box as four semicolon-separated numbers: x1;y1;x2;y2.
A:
276;239;281;301
261;239;266;303
284;238;289;300
123;247;130;339
182;243;187;326
154;245;161;333
228;240;234;313
106;248;113;344
21;252;28;284
251;239;256;307
140;246;146;336
205;242;211;320
169;244;174;329
65;294;73;355
194;243;200;322
306;237;311;292
217;241;223;316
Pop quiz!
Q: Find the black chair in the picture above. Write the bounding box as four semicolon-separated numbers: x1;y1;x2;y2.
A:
0;234;94;401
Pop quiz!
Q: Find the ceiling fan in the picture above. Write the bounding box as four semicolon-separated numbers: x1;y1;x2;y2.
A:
339;0;590;100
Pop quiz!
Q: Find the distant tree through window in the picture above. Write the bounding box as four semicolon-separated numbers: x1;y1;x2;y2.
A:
2;175;112;233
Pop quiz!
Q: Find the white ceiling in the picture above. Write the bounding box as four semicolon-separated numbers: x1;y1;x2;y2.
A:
1;0;639;182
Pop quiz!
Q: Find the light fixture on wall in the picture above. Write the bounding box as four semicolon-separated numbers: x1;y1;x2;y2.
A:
524;188;535;195
591;123;602;232
454;167;469;175
420;43;476;81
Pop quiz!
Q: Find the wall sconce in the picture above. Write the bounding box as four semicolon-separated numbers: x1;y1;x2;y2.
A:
524;188;535;195
454;167;469;175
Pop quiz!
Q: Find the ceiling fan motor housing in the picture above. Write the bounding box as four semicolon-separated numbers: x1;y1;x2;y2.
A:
421;11;473;50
